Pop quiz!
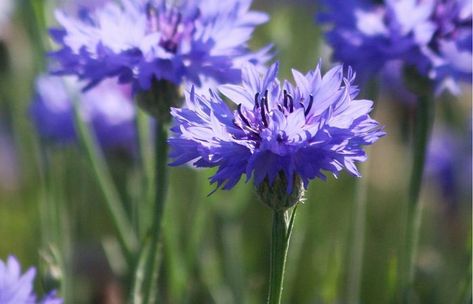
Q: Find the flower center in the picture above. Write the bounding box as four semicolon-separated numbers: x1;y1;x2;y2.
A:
234;90;314;138
146;3;196;54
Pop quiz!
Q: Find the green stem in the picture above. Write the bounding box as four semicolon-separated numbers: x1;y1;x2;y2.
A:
130;79;178;304
36;144;73;302
267;207;297;304
135;108;156;237
22;0;47;71
130;234;152;303
71;96;137;263
131;121;169;304
144;121;168;303
399;94;435;302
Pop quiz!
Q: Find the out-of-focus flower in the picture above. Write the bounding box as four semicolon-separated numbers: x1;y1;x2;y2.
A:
29;75;137;149
380;60;417;106
49;0;270;93
319;0;472;95
426;123;472;205
0;255;62;304
169;62;385;194
426;128;459;199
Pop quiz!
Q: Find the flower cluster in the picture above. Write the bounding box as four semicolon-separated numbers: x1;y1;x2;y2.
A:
49;0;270;92
0;256;62;304
319;0;472;94
30;75;137;150
169;62;385;193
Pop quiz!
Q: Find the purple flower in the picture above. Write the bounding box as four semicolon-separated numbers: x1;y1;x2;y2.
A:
380;60;417;106
319;0;472;95
0;256;62;304
29;75;137;150
49;0;270;93
169;62;385;192
426;128;459;198
426;124;472;205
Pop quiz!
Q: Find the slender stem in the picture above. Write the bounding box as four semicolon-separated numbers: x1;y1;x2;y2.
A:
399;94;435;302
267;207;297;304
130;79;177;304
144;121;169;303
36;144;73;302
132;121;169;304
135;108;155;237
71;96;137;263
22;0;47;71
130;234;152;303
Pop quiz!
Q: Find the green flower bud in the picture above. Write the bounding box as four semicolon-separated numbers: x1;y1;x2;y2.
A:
136;79;180;122
257;172;304;211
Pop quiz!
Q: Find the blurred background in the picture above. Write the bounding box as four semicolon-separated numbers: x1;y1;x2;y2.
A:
0;0;471;303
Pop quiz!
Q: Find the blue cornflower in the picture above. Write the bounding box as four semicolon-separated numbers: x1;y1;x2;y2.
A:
0;256;62;304
49;0;270;92
30;75;137;149
426;124;472;205
319;0;472;95
169;62;385;194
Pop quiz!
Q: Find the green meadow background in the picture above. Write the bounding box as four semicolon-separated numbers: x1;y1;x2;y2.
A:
0;1;471;303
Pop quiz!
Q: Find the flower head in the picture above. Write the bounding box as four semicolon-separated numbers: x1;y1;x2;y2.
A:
169;62;385;193
49;0;270;92
30;75;137;150
0;256;62;304
319;0;472;95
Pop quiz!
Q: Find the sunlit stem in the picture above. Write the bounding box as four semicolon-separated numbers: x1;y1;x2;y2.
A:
71;95;137;264
141;121;169;303
135;108;155;237
37;145;71;302
267;206;297;304
131;80;177;304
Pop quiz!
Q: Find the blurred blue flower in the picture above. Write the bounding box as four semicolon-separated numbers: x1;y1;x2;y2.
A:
426;123;472;205
49;0;270;92
169;62;385;192
380;61;417;106
0;256;62;304
319;0;472;95
30;75;137;150
426;128;459;199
